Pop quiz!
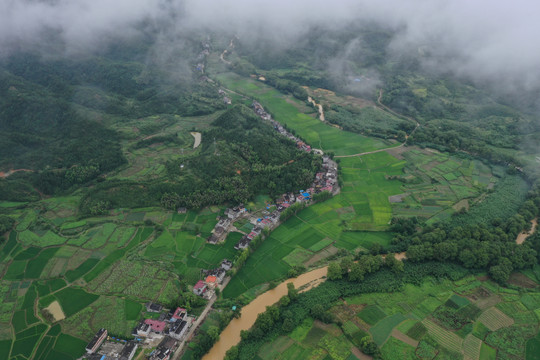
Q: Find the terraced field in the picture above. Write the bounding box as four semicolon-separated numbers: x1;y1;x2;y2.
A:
331;272;540;360
0;196;237;359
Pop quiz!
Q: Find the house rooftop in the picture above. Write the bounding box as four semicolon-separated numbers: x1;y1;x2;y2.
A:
205;275;217;283
86;328;107;352
194;280;206;290
144;319;167;332
172;307;187;320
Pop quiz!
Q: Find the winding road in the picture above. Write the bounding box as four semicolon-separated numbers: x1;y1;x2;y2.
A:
334;90;419;158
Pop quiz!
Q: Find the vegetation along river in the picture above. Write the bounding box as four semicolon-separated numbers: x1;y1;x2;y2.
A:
203;266;329;359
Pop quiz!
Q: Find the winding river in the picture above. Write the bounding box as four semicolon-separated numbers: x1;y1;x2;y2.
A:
203;266;329;360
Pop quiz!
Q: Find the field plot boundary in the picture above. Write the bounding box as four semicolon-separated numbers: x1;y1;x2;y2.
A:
477;307;514;331
463;333;482;360
422;318;463;352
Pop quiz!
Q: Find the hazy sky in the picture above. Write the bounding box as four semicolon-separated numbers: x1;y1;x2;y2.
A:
2;0;540;89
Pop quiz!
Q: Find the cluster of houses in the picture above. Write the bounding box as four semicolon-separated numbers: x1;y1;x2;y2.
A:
195;39;210;74
207;206;247;244
148;337;178;360
132;303;193;344
315;155;338;193
192;259;232;298
83;328;138;360
232;156;337;251
233;210;280;250
218;89;232;105
251;101;311;152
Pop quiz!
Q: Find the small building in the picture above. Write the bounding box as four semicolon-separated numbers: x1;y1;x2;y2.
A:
171;307;187;322
177;207;187;214
193;280;207;296
85;328;107;354
234;236;250;250
144;319;167;333
221;259;233;271
119;342;138;360
216;268;226;283
169;320;189;340
149;335;178;360
146;302;163;313
133;321;150;337
226;206;246;220
205;275;217;289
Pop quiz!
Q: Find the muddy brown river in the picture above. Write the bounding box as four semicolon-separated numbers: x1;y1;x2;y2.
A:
203;266;328;359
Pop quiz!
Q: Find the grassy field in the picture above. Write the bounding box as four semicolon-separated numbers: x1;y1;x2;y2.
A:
328;273;540;359
215;72;394;156
225;146;498;299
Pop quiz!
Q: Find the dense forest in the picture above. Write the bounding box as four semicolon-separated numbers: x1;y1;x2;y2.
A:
79;105;319;214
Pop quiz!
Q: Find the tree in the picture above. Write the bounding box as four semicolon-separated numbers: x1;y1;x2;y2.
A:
0;215;14;236
360;336;380;357
207;326;220;342
282;318;295;332
327;262;342;280
224;346;239;360
287;282;298;300
385;254;404;273
278;295;290;307
340;256;353;275
489;257;513;284
348;262;365;282
370;243;383;255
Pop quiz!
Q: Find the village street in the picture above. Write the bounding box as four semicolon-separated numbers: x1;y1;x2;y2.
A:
171;276;231;360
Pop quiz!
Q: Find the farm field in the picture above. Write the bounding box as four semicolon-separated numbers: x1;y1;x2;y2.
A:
254;317;361;360
329;272;540;360
111;112;222;182
224;146;505;299
0;198;241;359
215;72;396;156
392;148;505;223
224;152;405;299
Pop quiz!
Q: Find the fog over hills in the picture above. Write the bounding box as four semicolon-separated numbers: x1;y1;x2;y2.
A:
2;0;540;93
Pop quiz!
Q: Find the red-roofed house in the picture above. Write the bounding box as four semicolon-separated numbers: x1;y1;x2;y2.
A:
205;276;217;289
144;319;167;333
172;307;187;321
193;280;207;296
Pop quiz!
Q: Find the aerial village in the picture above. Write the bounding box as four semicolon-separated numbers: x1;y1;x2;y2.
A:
80;43;339;360
82;302;195;360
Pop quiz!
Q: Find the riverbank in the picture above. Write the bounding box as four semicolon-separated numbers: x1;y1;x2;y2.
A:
203;266;329;360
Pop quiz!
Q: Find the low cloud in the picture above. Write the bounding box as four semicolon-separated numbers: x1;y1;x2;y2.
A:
1;0;540;91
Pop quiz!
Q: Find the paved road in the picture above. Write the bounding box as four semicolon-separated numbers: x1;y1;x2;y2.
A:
171;296;217;360
171;277;231;360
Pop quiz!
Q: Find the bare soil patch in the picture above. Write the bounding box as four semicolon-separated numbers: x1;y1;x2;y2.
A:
304;245;339;267
386;145;408;159
391;329;419;347
453;199;470;212
191;132;202;149
389;194;408;203
351;346;373;360
45;300;66;321
508;272;538;288
474;295;501;310
516;218;537;244
314;320;342;336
